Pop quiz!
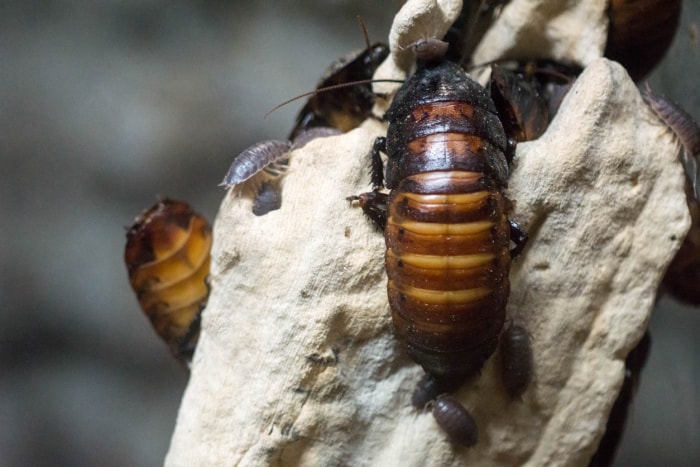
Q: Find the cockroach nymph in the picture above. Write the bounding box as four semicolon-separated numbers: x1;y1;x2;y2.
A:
499;322;533;399
351;40;532;444
222;35;389;216
124;199;212;363
429;395;479;447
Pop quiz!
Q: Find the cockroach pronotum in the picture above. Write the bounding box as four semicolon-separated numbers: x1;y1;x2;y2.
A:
124;199;212;363
643;87;700;304
222;34;389;216
429;395;479;447
351;41;530;445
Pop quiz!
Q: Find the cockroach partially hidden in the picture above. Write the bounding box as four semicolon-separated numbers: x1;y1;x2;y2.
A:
124;199;212;363
352;42;531;445
222;37;389;216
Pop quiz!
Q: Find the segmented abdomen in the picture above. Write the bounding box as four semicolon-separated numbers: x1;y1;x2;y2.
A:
125;199;212;360
386;104;511;380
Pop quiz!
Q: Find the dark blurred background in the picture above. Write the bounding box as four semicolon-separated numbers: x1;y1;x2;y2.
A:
0;1;697;466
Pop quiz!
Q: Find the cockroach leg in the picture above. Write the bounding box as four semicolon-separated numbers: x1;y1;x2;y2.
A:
509;219;528;259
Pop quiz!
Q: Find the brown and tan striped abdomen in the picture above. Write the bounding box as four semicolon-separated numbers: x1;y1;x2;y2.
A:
125;199;212;361
386;169;511;379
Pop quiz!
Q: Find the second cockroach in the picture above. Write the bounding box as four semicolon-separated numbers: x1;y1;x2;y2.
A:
222;35;389;216
124;199;212;363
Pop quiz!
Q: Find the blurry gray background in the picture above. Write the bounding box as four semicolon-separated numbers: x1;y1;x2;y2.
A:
0;1;697;466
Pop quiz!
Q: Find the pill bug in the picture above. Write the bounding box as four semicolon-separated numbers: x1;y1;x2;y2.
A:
412;373;444;409
429;395;479;447
498;322;533;399
124;199;212;363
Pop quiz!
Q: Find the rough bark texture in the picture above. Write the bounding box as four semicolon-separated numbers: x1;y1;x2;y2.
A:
166;1;690;465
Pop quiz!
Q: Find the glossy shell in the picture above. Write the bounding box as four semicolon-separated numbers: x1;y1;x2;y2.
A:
605;0;681;80
383;60;512;380
288;43;389;141
125;199;212;361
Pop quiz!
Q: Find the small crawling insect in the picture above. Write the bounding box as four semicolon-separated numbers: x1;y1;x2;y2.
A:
124;199;212;363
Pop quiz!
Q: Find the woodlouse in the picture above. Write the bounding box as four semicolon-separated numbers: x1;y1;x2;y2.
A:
499;323;533;399
429;395;479;447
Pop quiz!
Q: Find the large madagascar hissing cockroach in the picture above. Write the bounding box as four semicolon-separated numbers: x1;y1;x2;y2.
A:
352;41;530;444
124;199;212;364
